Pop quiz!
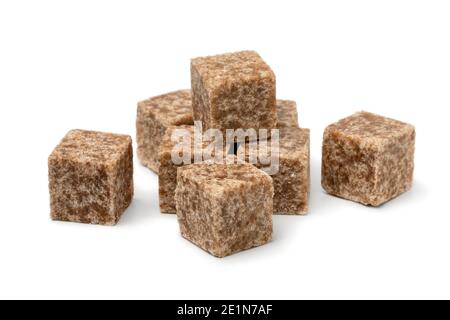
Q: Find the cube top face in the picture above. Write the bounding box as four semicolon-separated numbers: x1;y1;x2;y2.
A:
276;100;299;128
191;51;274;88
50;130;132;165
326;111;415;148
137;90;193;127
191;51;277;132
178;162;273;197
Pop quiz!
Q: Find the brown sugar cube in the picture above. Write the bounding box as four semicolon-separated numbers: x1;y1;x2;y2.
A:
48;130;133;225
158;125;232;213
271;128;310;214
322;111;415;206
158;125;195;214
276;99;299;128
238;127;310;215
137;90;193;173
191;51;277;133
175;162;273;258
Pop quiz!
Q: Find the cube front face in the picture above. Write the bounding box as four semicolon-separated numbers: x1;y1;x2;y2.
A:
322;112;415;206
136;111;166;173
49;160;115;225
159;158;180;214
158;126;234;214
158;126;195;214
175;163;273;258
49;130;133;226
274;128;310;214
273;156;310;215
238;127;310;215
374;130;415;205
136;90;193;173
322;130;379;205
276;100;299;128
110;143;134;219
191;51;277;132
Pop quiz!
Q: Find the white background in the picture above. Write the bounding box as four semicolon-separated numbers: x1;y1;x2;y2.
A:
0;0;449;300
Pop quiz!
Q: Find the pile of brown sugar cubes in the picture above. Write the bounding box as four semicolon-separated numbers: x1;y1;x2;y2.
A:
48;50;415;258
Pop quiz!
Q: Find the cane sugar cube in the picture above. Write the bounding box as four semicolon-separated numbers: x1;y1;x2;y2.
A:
158;125;195;214
191;51;277;133
238;127;310;215
322;111;415;206
137;90;193;173
175;162;274;258
276;99;299;128
48;130;134;225
158;125;232;213
272;128;310;214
